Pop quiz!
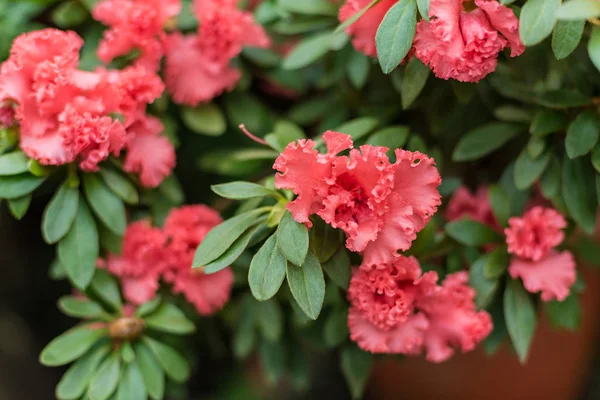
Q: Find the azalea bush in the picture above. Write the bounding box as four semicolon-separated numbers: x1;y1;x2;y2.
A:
1;0;600;398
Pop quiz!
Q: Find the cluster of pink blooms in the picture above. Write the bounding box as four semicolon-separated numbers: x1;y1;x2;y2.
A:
0;29;175;187
339;0;525;82
274;131;492;361
93;0;270;106
102;205;233;315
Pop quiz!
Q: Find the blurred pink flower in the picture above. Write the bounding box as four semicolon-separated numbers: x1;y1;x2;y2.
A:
445;185;496;226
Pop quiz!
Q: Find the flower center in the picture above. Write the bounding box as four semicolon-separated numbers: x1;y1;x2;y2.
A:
108;317;145;341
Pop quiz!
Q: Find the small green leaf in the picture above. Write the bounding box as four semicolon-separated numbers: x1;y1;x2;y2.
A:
286;251;326;320
540;157;561;198
204;222;265;274
494;106;534;123
277;211;309;266
324;309;349;347
144;303;195;335
484;247;509;279
529;109;568;136
401;58;429;109
120;342;135;364
58;296;108;320
134;342;164;400
99;168;139;205
181;103;226;136
279;0;338;16
527;136;546;159
89;269;123;312
42;182;79;244
546;294;581;331
537;89;592;108
334;117;379;141
565;110;600;159
211;181;278;200
56;343;110;400
0;173;45;199
445;218;502;246
256;300;283;342
519;0;560;46
193;209;265;267
248;235;288;301
469;254;500;309
347;51;370;89
142;336;190;383
453;123;522;161
52;0;88;28
589;26;600;72
40;324;106;367
488;185;510;227
504;280;537;363
0;151;29;175
562;155;597;234
375;0;417;74
366;125;410;150
322;248;352;290
83;174;126;236
557;0;600;20
417;0;430;20
88;352;121;400
514;148;552;190
570;235;600;268
135;296;161;318
341;345;372;400
57;200;99;290
310;217;341;263
8;195;31;220
552;20;585;59
260;339;286;385
282;31;333;70
116;362;147;400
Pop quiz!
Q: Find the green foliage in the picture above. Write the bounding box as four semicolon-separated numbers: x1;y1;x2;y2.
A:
43;182;80;244
452;123;522;161
248;234;288;300
375;0;417;74
341;345;372;400
519;0;560;46
504;280;537;363
277;211;309;266
445;219;502;246
286;251;326;320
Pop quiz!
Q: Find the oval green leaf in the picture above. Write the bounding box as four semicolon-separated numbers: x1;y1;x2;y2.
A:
211;181;278;200
8;194;31;220
42;182;79;244
116;362;147;400
562;155;597;234
286;251;326;320
514;148;552;190
504;279;537;363
375;0;417;74
453;123;522;161
56;343;111;400
556;0;600;20
401;58;430;109
181;103;226;136
88;352;121;400
519;0;560;46
99;168;139;205
134;342;165;400
144;303;195;335
566;110;600;159
551;20;585;60
142;336;190;383
58;296;108;320
83;174;126;236
248;234;288;300
0;173;45;199
40;324;106;367
0;151;29;176
445;218;502;246
277;211;309;266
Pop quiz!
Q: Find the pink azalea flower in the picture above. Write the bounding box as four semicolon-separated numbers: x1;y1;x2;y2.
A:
124;115;176;188
505;206;567;262
413;0;524;82
509;250;576;302
339;0;398;57
162;205;234;315
445;185;496;227
273;131;441;265
105;220;169;305
164;33;241;105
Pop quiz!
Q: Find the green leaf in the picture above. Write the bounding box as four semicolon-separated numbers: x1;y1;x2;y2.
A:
484;247;509;279
40;324;106;367
494;105;534;123
335;0;380;33
556;0;600;20
181;103;226;136
58;296;108;320
417;0;430;19
88;352;121;400
279;0;338;16
445;218;502;246
116;362;146;400
529;109;568;136
589;26;600;73
310;217;340;263
120;342;135;364
514;148;552;189
341;345;372;400
570;235;600;268
375;0;417;74
565;110;600;159
135;296;161;318
204;222;265;274
193;209;265;267
211;181;277;200
56;344;110;400
527;136;546;159
57;200;99;290
259;339;286;385
519;0;560;46
536;89;592;108
540;157;561;198
142;336;190;383
144;303;195;335
562;155;597;234
469;254;500;309
256;300;283;342
99;168;139;205
277;211;309;266
0;173;45;199
42;182;79;244
546;294;581;331
452;123;522;161
0;151;29;175
347;51;370;89
551;20;585;59
8;194;31;220
264;120;306;151
324;309;349;347
134;343;164;400
401;58;430;109
488;185;510;227
334;117;379;141
52;0;87;28
483;299;507;355
83;174;126;236
89;269;123;312
322;248;352;290
282;31;333;70
286;251;326;320
366;126;410;150
248;234;287;301
504;280;536;363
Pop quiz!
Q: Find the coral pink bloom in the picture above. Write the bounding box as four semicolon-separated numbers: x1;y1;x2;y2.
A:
445;185;496;226
164;33;241;106
339;0;397;56
509;250;576;302
416;271;493;362
413;0;524;82
108;66;165;123
162;205;234;315
505;206;567;262
347;256;437;353
124;115;175;187
93;0;181;71
105;220;168;305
